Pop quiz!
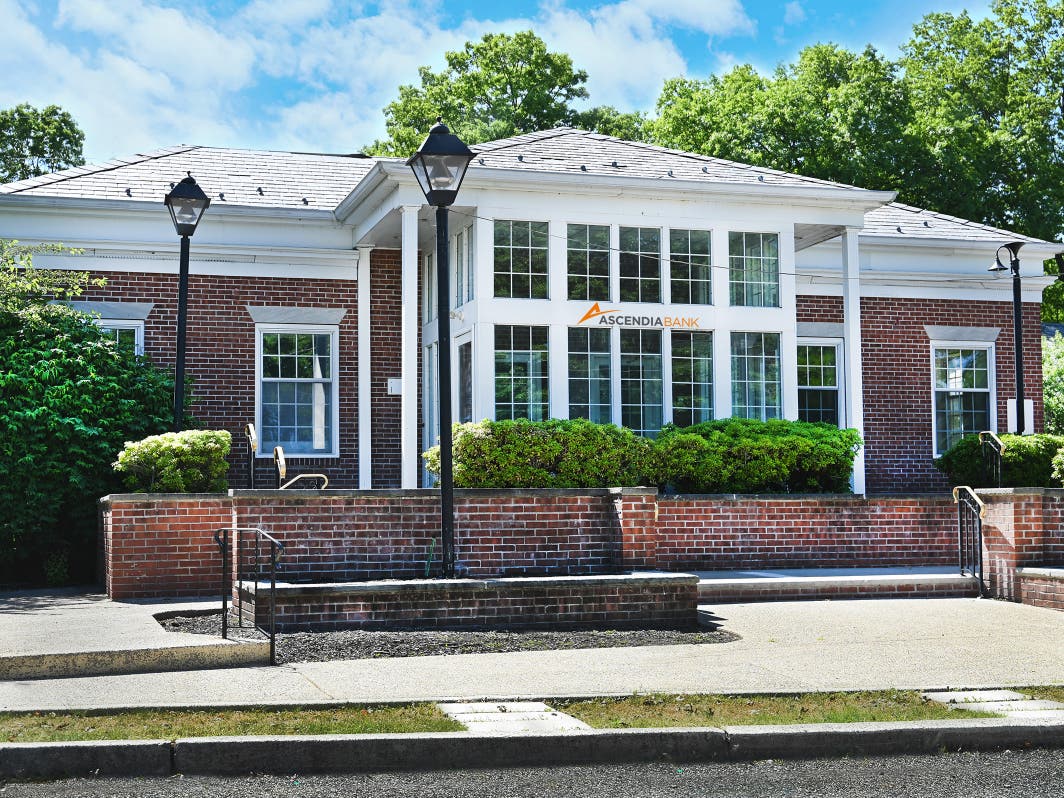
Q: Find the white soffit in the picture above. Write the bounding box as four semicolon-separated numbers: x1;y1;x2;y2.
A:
923;325;1001;342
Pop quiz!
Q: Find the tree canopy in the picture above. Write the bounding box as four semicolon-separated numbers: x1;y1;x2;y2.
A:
0;104;85;183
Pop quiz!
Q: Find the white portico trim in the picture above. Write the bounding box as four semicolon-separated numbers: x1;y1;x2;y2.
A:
357;245;374;489
401;205;421;489
841;227;866;495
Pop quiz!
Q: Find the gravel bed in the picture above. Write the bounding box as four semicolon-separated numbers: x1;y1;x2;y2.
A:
160;612;739;665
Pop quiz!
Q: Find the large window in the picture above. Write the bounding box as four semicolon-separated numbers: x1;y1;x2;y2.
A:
422;252;436;323
671;331;713;427
731;332;781;420
670;229;712;305
258;326;338;456
620;328;663;437
494;325;549;420
455;228;474;307
729;232;779;307
458;340;473;424
798;343;841;425
619;226;661;303
494;220;548;299
568;327;612;423
933;346;992;455
567;223;610;301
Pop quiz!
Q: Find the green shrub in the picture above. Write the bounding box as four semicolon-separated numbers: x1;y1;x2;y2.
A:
423;418;652;488
424;417;859;493
653;419;861;493
0;303;174;586
114;430;231;493
1044;333;1064;435
935;433;1064;488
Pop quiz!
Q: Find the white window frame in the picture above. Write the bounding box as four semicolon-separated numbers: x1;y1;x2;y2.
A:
796;338;845;427
255;323;340;458
96;319;145;356
930;339;997;457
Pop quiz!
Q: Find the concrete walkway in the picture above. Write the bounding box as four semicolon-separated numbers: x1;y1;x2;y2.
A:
0;589;266;680
1;597;1061;712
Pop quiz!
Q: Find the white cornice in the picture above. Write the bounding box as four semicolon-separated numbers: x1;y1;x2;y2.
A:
858;233;1063;258
0;193;340;224
25;238;357;269
797;267;1053;301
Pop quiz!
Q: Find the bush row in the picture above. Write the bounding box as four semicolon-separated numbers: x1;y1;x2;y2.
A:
113;429;231;493
423;418;862;493
934;432;1064;488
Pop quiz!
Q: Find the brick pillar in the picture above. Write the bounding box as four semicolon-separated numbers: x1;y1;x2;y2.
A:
613;489;660;569
979;490;1048;601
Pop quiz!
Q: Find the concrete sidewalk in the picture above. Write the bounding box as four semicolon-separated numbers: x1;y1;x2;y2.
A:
0;589;267;680
1;598;1062;712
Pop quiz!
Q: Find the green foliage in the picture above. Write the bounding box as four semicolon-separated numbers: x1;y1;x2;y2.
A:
570;106;649;141
0;242;174;585
1044;333;1064;434
366;31;589;155
652;419;862;494
0;104;85;183
114;430;231;493
934;433;1064;487
424;418;859;493
423;418;652;488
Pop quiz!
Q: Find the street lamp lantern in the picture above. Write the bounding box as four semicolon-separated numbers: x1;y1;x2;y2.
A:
988;241;1027;435
406;119;474;207
163;174;211;432
408;119;474;579
164;175;211;237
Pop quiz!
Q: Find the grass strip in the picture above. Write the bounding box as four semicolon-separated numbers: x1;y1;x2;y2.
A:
1023;685;1064;703
0;705;462;743
559;690;1000;728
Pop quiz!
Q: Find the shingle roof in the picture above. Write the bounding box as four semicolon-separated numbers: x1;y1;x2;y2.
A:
864;202;1053;245
0;145;377;210
470;127;860;189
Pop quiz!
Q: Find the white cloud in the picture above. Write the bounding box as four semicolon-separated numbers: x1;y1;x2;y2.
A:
784;1;806;26
0;0;762;162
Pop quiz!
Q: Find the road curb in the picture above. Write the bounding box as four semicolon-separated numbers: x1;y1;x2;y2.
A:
2;717;1062;779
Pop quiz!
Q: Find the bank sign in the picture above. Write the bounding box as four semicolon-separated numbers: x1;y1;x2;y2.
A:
577;302;702;329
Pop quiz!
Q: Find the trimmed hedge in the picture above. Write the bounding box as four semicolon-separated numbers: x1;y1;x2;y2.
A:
424;418;652;488
424;418;860;493
653;419;862;493
113;429;231;493
935;433;1064;488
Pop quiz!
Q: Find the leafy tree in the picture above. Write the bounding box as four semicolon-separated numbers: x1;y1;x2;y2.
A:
1044;332;1064;434
0;104;85;183
651;45;933;195
366;31;589;155
570;106;649;142
901;0;1064;242
0;242;173;586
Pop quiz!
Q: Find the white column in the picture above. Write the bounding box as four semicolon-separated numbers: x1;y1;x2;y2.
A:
842;227;866;495
401;205;421;489
357;245;373;489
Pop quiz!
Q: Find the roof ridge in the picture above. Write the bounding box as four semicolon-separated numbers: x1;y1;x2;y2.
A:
472;127;581;152
1;146;201;194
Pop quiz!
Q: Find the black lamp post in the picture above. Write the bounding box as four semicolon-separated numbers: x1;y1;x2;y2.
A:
407;119;474;578
989;241;1026;434
163;175;211;431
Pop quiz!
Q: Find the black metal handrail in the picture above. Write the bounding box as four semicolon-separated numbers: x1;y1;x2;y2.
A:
951;486;986;596
979;431;1005;488
213;526;285;665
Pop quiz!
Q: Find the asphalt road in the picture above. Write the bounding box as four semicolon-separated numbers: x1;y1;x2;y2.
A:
3;750;1062;797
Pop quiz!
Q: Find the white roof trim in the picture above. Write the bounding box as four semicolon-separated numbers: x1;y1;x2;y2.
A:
247;306;347;325
924;325;1001;342
63;301;154;320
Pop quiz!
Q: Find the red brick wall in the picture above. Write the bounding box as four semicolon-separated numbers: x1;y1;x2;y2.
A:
236;490;619;581
1017;570;1064;611
981;491;1053;600
101;495;233;599
652;495;957;570
78;250;405;490
239;575;698;632
798;295;1043;494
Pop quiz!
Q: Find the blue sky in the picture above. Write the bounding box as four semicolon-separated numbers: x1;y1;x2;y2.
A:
2;1;988;163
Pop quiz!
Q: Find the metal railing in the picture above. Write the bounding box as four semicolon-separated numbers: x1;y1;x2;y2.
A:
244;423;258;488
979;431;1005;488
273;446;329;490
214;526;285;665
951;486;986;596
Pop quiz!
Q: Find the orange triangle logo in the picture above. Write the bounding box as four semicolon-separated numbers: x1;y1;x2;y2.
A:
577;302;618;325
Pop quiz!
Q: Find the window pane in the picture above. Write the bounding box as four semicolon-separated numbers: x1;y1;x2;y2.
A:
669;228;712;307
495;324;550;420
494;219;550;299
731;332;782;420
620;328;663;437
729;232;779;308
672;330;713;427
619;227;660;304
569;326;611;423
933;346;992;453
260;329;336;455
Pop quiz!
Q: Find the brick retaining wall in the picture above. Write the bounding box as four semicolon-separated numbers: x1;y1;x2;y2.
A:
237;573;698;632
1016;568;1064;612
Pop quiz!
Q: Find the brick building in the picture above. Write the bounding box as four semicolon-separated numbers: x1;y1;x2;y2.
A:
1;128;1060;493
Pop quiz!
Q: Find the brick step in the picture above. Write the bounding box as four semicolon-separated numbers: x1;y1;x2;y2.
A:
696;566;979;604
